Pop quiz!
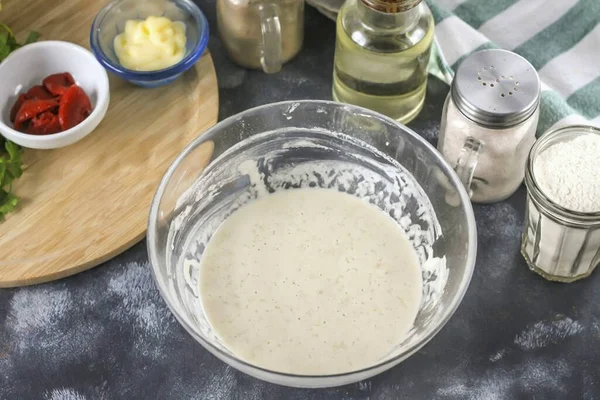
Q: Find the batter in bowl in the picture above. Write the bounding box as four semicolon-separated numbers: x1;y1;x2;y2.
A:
199;188;423;375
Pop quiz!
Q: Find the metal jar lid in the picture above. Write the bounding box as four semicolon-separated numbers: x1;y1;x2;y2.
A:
361;0;422;12
451;49;541;128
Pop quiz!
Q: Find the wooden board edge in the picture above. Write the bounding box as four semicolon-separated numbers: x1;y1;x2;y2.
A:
0;52;220;288
0;230;147;288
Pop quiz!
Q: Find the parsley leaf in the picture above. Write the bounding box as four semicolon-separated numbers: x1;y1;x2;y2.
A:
0;138;23;220
0;23;39;62
0;17;38;219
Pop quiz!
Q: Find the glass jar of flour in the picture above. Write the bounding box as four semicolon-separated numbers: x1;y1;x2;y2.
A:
438;49;541;203
521;125;600;282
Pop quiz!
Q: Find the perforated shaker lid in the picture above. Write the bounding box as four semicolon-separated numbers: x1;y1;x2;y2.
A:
451;49;541;128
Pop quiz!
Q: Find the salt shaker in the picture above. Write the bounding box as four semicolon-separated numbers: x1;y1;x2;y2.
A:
521;125;600;282
217;0;304;74
438;49;541;203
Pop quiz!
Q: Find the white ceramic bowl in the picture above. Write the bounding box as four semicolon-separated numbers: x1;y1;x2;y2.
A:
0;41;110;149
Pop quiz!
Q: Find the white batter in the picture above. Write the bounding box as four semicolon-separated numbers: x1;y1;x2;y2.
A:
199;188;422;375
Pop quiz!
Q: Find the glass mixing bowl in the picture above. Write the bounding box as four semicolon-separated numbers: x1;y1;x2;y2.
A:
148;100;477;388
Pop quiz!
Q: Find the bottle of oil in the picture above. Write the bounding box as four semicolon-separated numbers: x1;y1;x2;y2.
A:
332;0;434;124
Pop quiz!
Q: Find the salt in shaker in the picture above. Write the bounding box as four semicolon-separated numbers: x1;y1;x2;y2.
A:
438;49;541;203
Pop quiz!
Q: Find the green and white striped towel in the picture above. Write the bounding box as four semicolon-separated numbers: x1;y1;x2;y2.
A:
308;0;600;136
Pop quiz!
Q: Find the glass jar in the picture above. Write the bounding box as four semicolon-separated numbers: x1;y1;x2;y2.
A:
217;0;304;73
332;0;434;124
521;125;600;282
438;49;541;203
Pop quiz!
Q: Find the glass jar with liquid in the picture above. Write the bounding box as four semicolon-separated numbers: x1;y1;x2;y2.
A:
217;0;304;74
332;0;434;124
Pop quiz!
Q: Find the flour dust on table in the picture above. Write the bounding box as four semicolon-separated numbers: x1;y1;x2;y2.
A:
198;188;423;375
45;388;87;400
513;317;584;351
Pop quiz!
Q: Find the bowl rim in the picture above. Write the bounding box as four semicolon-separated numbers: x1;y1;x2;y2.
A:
0;40;110;143
89;0;209;81
147;99;478;381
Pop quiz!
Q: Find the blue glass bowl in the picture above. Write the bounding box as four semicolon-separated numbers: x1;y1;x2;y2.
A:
90;0;209;88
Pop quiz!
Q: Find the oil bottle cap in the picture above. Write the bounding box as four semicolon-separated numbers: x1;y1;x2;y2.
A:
361;0;422;13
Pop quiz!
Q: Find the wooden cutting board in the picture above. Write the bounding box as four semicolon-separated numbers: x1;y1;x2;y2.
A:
0;0;219;287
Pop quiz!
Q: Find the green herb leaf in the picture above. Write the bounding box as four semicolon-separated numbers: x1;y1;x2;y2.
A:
0;31;8;47
0;23;38;62
25;31;40;45
0;23;13;37
0;140;23;219
0;188;18;219
6;33;16;48
0;159;6;187
0;45;9;61
5;140;22;179
0;23;39;220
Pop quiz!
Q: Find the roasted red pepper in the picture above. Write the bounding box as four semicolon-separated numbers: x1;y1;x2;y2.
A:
9;72;92;135
14;99;59;131
25;85;54;100
28;111;62;135
9;93;26;123
43;72;75;96
58;85;92;130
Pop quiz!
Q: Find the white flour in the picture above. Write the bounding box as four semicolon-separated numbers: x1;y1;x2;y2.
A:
45;389;87;400
106;261;177;361
107;261;175;338
9;288;72;333
436;358;571;399
514;317;584;351
489;349;507;363
534;134;600;213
